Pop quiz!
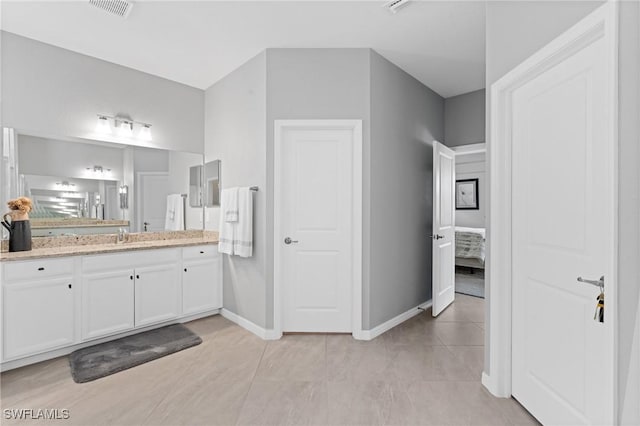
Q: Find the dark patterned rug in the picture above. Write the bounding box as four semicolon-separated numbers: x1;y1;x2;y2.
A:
69;324;202;383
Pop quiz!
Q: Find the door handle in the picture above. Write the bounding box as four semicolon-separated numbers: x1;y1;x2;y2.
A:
284;237;299;245
428;234;444;240
577;275;604;289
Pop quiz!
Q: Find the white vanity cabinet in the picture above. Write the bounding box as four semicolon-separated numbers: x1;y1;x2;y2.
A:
1;244;221;367
2;258;76;360
81;248;181;341
134;263;181;327
82;268;135;340
182;247;222;315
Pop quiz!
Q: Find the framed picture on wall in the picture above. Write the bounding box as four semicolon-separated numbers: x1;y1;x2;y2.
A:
456;178;479;210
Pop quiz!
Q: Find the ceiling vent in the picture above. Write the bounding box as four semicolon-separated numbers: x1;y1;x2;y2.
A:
89;0;133;18
384;0;410;14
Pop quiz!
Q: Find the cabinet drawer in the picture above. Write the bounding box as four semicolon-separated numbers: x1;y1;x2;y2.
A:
183;245;219;260
3;258;74;282
83;248;180;273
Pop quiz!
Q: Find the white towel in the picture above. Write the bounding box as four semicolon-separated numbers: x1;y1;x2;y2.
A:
221;188;239;223
165;194;184;231
218;187;253;257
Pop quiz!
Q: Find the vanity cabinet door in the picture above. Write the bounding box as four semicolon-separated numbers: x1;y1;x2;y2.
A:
82;269;135;341
134;263;181;327
3;278;75;360
182;257;222;316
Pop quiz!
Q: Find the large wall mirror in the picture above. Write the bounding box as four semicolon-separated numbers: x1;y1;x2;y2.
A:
1;129;210;237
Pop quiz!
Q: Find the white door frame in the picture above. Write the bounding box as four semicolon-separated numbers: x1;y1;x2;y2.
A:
485;2;618;421
273;119;363;339
451;142;486;157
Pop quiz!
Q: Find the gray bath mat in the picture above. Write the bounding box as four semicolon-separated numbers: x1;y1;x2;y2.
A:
455;272;485;298
69;324;202;383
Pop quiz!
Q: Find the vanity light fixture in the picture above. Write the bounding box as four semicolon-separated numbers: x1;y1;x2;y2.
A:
86;165;111;175
56;181;76;188
95;114;153;141
384;0;410;14
116;119;134;138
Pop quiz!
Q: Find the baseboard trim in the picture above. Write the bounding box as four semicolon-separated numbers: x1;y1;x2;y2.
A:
220;309;281;340
482;371;505;397
358;300;432;341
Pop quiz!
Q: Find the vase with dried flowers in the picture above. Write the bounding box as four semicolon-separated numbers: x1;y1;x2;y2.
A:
2;197;33;252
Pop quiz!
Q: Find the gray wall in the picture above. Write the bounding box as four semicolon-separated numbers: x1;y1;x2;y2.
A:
455;153;486;229
204;52;268;328
265;48;371;329
444;89;485;147
205;48;441;331
368;51;443;329
1;32;204;154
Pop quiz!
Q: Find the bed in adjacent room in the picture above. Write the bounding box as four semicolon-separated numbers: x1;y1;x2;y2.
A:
455;226;486;270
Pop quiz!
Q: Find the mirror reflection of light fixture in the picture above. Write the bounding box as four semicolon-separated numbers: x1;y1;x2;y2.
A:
119;185;129;209
95;114;153;141
95;115;111;134
56;180;76;188
138;124;152;141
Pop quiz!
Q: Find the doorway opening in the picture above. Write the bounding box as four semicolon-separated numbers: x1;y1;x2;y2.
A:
453;143;486;299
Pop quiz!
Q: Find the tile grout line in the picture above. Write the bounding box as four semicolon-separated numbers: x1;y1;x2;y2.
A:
234;339;269;426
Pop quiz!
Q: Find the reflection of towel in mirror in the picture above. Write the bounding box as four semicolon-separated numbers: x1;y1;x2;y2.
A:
165;194;184;231
218;187;253;257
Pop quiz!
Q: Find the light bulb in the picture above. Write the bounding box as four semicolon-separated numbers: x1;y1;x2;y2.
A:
118;120;133;138
139;124;152;141
96;116;111;134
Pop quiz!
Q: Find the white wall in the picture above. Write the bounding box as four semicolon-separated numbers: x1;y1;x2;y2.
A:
1;32;204;154
204;52;267;328
455;152;486;229
444;89;485;147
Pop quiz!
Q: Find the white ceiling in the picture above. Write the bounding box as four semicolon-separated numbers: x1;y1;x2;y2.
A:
1;1;486;98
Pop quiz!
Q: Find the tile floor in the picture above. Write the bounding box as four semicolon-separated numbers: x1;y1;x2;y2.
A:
0;295;539;425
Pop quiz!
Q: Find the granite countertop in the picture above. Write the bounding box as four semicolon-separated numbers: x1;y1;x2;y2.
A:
0;231;219;262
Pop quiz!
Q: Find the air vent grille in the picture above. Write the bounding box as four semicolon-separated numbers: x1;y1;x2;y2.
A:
384;0;410;14
89;0;133;18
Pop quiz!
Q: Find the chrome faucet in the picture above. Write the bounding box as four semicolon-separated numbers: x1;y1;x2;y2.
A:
117;228;129;244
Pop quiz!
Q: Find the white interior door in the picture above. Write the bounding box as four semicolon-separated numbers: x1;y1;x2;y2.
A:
432;140;456;316
138;173;169;232
510;6;615;425
276;121;361;333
